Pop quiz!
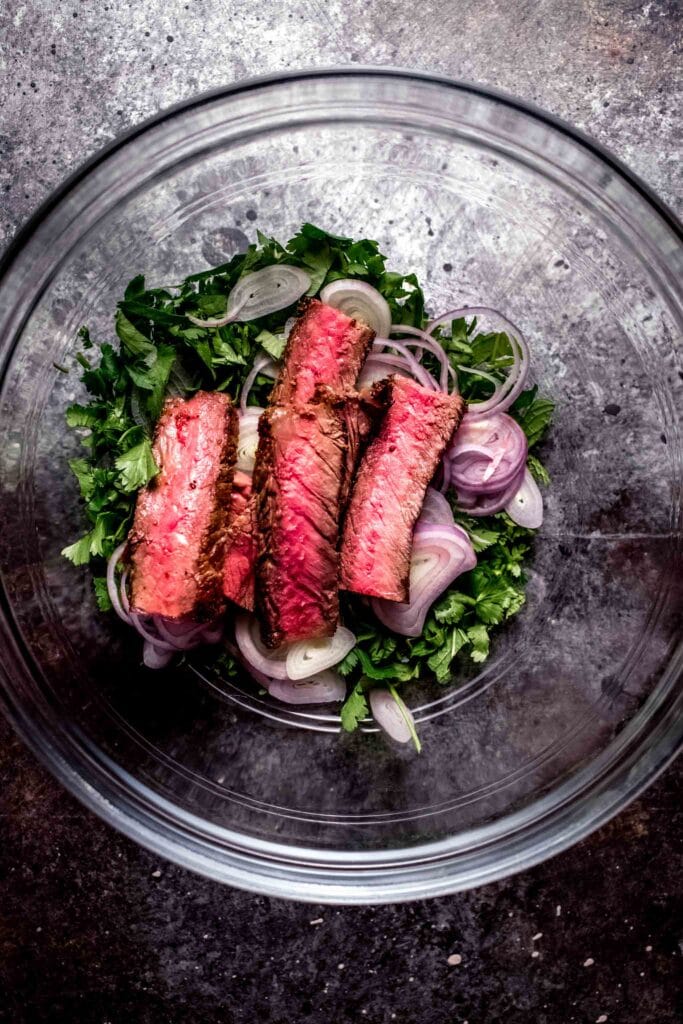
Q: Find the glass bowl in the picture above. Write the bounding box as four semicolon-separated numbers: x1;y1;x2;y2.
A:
0;70;681;904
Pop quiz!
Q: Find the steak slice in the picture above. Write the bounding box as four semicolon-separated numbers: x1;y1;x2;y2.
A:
269;298;374;406
129;390;237;620
253;397;346;647
340;376;466;602
223;472;257;611
338;380;391;511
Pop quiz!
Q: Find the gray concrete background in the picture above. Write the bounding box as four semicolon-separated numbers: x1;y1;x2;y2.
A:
0;2;681;1023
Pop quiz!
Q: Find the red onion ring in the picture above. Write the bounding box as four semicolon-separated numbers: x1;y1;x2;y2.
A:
372;522;476;637
239;354;278;413
372;338;439;390
427;306;530;417
357;352;414;388
420;487;455;526
449;413;527;494
107;543;132;624
453;466;525;516
143;642;175;670
388;324;456;392
504;468;544;528
234;613;290;680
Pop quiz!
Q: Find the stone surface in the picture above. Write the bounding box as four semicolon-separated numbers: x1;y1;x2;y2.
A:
0;1;681;1022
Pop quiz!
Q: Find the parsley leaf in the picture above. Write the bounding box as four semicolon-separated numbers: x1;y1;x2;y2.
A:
115;439;159;492
467;623;490;663
341;681;369;733
93;576;113;612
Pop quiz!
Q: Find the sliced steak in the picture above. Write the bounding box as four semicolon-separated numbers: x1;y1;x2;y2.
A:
253;397;346;647
129;390;237;620
223;472;257;611
340;376;465;602
269;298;374;406
336;380;391;511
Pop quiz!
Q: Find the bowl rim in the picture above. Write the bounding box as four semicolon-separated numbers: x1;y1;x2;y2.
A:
0;67;681;903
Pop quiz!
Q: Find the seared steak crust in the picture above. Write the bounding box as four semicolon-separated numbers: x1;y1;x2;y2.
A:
223;472;257;611
253;397;346;648
129;391;237;621
340;376;465;602
269;298;374;407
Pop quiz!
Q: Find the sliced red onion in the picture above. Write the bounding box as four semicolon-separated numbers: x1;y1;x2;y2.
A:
320;279;392;337
505;467;544;528
453;466;525;516
119;570;130;614
237;407;263;472
428;306;529;417
389;324;456;392
153;615;207;650
187;295;247;329
420;486;454;526
268;670;346;705
234;264;310;319
285;626;356;681
229;265;310;322
372;522;476;637
129;613;176;651
372;338;439;390
370;688;417;746
143;641;175;670
449;413;527;494
357;352;413;388
419;488;471;545
107;542;132;624
239;353;278;413
234;613;290;680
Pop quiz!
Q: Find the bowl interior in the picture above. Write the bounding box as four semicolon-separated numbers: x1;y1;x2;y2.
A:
0;73;681;898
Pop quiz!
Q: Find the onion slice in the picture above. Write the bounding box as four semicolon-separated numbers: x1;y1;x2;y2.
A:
231;264;310;321
239;353;278;413
372;523;476;637
357;352;415;388
237;407;263;472
504;467;544;528
389;324;456;392
370;687;420;750
107;542;132;624
428;306;530;417
235;613;290;680
419;486;455;527
268;670;346;705
453;467;525;516
372;338;439;390
449;413;527;495
320;279;392;337
285;626;356;681
143;641;175;670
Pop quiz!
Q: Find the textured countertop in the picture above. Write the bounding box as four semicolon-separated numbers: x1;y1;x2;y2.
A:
0;2;681;1022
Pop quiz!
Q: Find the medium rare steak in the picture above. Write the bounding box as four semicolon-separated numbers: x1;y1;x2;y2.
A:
253;397;346;647
223;472;257;611
269;298;374;406
340;376;465;602
129;390;237;620
337;380;391;511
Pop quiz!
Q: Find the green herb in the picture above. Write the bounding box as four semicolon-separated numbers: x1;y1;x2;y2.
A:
341;680;370;732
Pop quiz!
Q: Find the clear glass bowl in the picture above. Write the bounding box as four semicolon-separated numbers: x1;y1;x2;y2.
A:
0;70;681;904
